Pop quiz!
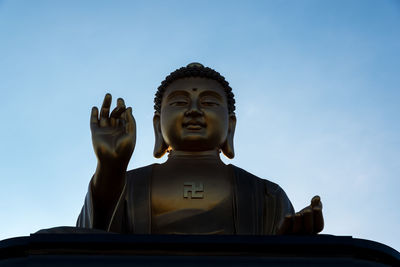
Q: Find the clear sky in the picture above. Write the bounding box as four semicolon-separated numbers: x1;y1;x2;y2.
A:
0;0;399;251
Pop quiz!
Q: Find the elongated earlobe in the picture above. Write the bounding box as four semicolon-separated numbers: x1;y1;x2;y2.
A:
221;114;236;159
153;113;168;158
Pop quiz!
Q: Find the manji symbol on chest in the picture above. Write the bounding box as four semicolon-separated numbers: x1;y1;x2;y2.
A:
183;182;204;199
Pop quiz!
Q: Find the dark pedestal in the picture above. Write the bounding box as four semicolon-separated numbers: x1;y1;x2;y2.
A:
1;234;399;266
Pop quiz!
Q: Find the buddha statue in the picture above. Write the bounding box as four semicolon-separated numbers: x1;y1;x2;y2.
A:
77;63;323;235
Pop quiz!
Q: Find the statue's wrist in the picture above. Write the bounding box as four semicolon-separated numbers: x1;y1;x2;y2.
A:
96;159;128;176
93;162;126;188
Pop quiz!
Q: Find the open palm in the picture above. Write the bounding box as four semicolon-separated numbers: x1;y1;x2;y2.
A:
91;94;136;170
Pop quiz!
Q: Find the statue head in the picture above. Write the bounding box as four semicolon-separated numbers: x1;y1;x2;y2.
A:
153;63;237;159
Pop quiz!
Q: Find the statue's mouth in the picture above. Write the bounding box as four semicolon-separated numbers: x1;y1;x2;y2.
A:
182;120;206;130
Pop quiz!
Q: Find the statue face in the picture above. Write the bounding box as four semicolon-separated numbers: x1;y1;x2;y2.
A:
160;77;230;152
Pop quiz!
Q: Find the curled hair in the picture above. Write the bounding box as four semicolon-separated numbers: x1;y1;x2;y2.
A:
154;63;236;114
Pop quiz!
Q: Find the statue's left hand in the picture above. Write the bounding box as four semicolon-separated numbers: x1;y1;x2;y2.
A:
277;195;324;235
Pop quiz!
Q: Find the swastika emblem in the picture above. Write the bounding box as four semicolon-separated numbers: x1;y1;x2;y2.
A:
183;182;204;199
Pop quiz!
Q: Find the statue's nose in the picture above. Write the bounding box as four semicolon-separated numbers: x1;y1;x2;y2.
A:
184;101;204;117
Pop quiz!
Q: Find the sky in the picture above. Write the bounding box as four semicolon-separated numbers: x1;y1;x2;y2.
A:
0;0;399;251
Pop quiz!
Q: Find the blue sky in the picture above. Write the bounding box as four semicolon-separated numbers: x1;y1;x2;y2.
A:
0;0;399;251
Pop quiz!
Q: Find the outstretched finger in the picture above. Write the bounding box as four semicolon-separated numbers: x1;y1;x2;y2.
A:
100;94;112;127
125;107;136;134
110;98;126;118
310;195;323;233
100;93;112;118
277;214;293;235
311;195;321;208
117;98;125;108
313;206;324;233
90;107;99;129
302;208;314;234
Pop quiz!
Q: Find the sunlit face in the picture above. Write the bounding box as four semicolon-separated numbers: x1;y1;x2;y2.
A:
160;77;230;152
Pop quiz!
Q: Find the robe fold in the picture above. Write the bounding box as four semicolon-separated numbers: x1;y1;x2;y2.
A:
77;164;294;235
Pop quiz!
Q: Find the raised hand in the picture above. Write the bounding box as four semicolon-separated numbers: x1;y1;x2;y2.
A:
91;93;136;173
277;195;324;235
89;94;136;229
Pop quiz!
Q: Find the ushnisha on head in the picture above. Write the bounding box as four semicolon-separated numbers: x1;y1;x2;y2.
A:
153;63;237;159
154;63;236;115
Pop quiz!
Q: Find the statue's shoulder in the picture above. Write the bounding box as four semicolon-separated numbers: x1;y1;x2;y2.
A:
126;164;158;182
230;164;286;197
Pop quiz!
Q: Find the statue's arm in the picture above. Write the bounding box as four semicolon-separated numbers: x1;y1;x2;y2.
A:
270;186;294;234
77;94;136;230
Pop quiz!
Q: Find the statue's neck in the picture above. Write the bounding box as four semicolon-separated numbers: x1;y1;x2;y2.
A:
167;150;223;162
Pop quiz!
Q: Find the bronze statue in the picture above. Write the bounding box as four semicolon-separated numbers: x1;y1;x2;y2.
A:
77;63;324;235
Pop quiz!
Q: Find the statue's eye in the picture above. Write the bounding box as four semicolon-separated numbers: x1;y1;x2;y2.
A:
201;97;220;107
200;95;221;107
170;100;188;106
201;101;219;106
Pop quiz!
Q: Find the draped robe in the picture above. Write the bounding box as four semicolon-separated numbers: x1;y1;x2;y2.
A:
77;164;294;235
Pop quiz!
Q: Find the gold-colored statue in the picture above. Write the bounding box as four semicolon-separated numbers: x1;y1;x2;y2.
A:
77;63;324;235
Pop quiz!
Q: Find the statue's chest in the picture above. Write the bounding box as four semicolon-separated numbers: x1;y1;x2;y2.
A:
150;166;233;217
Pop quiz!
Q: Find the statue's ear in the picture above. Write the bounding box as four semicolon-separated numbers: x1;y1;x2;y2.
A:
221;114;236;159
153;113;168;158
